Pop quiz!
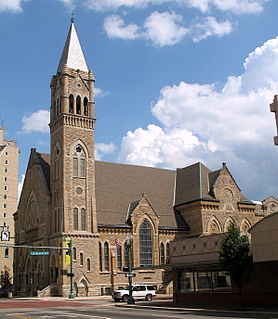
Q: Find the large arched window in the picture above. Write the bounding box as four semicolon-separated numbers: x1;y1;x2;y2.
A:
69;94;74;113
73;208;78;230
104;242;109;271
160;243;165;264
72;145;86;178
139;220;152;266
76;95;81;115
81;208;86;231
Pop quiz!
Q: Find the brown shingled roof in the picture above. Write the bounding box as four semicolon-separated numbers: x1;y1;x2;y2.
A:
36;152;187;229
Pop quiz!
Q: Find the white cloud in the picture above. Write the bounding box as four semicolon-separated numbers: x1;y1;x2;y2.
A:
21;110;50;134
95;142;116;160
104;15;141;40
192;16;233;42
58;0;76;11
94;87;110;97
85;0;267;14
144;11;188;47
118;36;278;199
0;0;28;13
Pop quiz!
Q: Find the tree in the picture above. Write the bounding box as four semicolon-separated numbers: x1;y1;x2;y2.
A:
0;266;12;290
219;223;251;294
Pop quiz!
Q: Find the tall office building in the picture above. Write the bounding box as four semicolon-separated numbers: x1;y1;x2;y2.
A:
0;127;19;274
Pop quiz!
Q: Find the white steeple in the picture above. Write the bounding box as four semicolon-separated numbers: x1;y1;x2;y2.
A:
57;21;89;73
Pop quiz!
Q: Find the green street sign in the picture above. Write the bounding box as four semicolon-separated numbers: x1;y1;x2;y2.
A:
30;251;49;256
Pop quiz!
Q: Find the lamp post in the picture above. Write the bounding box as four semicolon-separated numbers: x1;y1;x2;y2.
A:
126;234;135;304
66;238;75;299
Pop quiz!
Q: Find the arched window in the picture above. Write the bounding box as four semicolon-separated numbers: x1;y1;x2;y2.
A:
72;145;86;178
80;252;83;266
87;258;91;271
139;220;152;266
166;242;170;264
81;208;86;231
69;94;74;113
124;242;129;267
117;246;122;270
73;208;78;230
104;242;109;271
54;146;60;180
99;242;102;272
76;95;81;115
160;243;165;264
84;97;88;116
73;247;76;260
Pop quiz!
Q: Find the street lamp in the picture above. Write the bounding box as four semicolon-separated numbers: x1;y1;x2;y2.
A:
65;238;75;299
125;234;135;304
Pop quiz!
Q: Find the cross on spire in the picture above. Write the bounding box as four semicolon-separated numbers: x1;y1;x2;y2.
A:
270;95;278;145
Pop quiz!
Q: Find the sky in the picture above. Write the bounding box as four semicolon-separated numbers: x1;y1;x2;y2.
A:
0;0;278;201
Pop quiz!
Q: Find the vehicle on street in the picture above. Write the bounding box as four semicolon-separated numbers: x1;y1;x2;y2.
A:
112;284;156;302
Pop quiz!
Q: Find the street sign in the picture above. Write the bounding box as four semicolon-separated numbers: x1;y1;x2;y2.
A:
125;273;136;277
1;231;10;241
30;251;49;256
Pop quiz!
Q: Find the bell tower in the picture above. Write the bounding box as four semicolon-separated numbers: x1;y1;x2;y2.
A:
49;20;98;238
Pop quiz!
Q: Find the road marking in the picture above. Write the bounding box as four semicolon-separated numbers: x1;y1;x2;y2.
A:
7;315;34;319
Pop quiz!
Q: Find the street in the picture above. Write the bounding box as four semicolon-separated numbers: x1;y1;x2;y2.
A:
0;298;277;319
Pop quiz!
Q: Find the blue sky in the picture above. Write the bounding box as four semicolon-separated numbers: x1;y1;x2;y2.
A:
1;0;278;201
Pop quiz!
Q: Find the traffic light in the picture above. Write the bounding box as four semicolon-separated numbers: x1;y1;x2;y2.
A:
122;266;129;272
66;249;71;256
4;248;9;258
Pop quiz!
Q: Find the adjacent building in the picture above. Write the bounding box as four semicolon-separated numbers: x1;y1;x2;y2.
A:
13;22;275;297
0;127;19;274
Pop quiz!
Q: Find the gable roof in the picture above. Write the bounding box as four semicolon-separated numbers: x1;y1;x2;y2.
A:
94;161;182;228
35;152;187;229
174;162;252;206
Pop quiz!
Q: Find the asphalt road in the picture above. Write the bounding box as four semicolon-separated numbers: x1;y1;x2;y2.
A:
0;299;278;319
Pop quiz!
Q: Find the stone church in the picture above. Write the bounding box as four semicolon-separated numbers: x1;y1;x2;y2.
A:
13;22;275;297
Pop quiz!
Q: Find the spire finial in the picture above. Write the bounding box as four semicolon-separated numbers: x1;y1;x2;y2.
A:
71;12;74;24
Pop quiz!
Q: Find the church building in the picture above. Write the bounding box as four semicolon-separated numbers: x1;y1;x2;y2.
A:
13;22;273;297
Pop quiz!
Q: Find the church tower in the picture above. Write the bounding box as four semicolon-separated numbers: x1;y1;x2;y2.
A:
49;20;99;295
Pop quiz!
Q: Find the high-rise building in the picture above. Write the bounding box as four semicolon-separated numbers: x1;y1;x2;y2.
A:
0;127;19;274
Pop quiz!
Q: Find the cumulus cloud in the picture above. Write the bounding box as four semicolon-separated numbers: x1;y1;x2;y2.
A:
94;87;110;97
86;0;267;14
118;36;278;199
21;110;50;134
104;15;141;39
144;11;188;47
95;142;116;160
0;0;28;13
104;11;229;46
192;16;233;42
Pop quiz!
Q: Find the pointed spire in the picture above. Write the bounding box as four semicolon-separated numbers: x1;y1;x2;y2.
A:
57;20;89;73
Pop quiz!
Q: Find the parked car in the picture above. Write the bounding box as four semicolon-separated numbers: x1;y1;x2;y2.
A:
112;284;156;302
